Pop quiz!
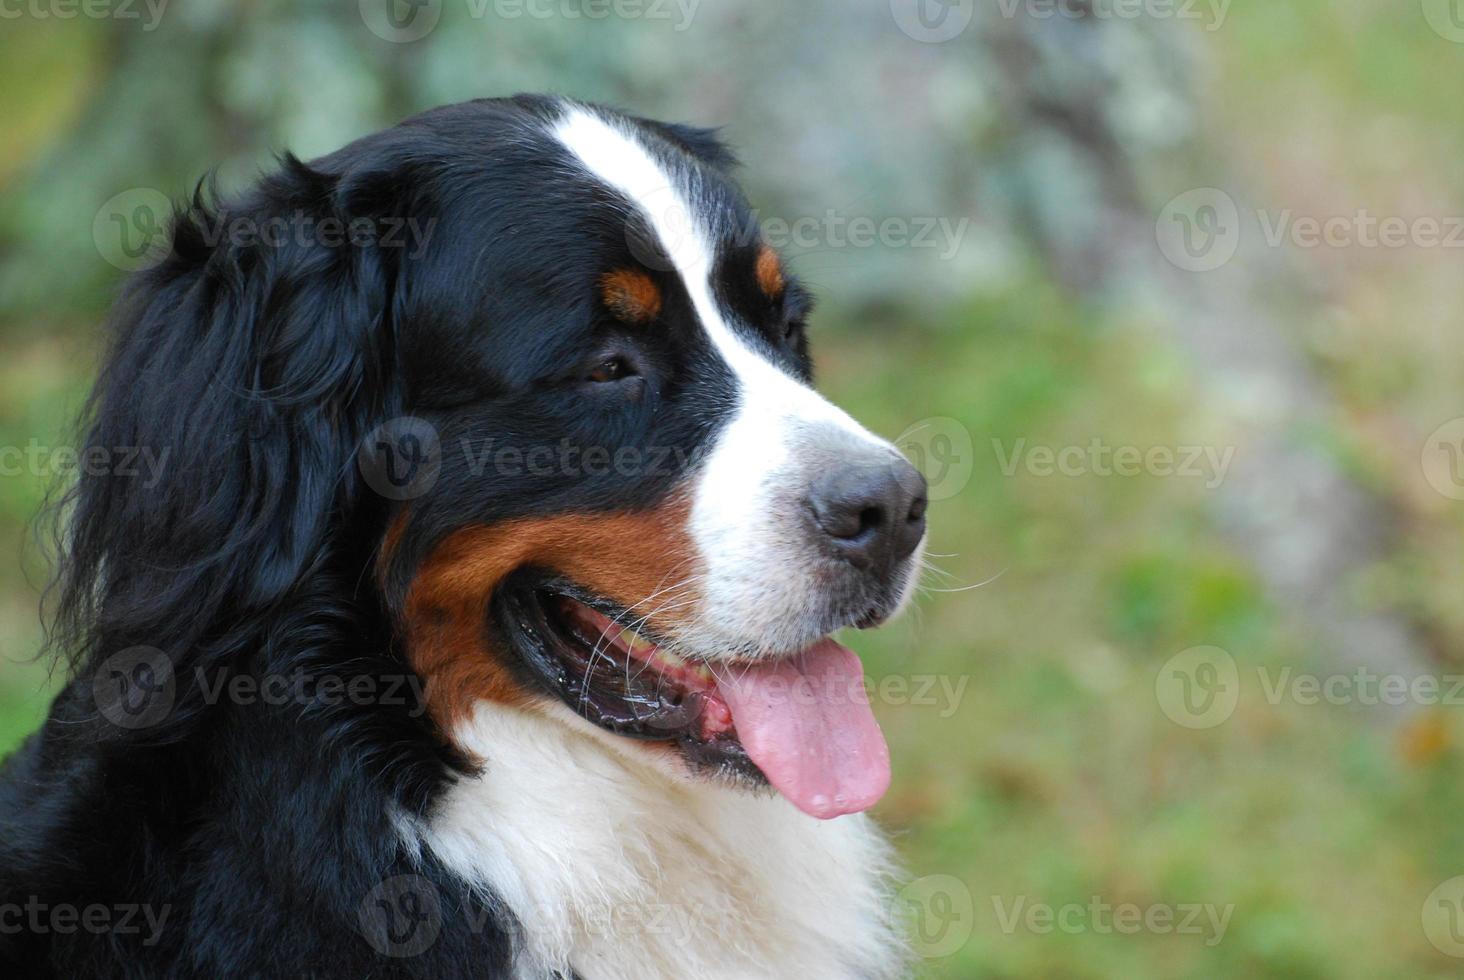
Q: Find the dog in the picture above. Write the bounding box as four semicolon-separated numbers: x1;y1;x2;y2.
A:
0;95;927;979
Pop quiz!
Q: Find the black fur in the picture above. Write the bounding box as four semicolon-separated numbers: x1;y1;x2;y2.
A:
0;95;811;978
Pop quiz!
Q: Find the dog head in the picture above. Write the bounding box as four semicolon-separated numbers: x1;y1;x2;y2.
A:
61;96;926;819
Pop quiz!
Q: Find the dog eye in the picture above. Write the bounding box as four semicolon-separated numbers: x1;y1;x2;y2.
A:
585;356;635;384
782;317;805;342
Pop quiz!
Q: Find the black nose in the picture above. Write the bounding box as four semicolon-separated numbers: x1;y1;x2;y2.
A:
808;456;927;573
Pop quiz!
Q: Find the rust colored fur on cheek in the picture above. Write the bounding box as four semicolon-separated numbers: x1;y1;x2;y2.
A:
401;497;698;732
755;244;784;297
599;268;662;323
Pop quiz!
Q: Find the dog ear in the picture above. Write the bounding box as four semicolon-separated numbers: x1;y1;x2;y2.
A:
48;155;411;730
650;121;739;171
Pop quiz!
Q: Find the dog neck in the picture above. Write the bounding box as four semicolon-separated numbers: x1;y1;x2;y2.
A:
412;702;907;980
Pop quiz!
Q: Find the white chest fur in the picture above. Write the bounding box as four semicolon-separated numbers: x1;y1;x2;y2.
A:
415;703;907;980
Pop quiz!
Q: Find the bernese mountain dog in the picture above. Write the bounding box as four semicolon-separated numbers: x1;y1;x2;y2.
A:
0;95;927;979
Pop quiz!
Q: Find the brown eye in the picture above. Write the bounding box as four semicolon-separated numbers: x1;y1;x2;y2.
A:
783;317;805;342
585;357;632;383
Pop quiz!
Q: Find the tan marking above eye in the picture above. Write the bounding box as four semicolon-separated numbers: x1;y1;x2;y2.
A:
599;268;663;323
755;243;784;298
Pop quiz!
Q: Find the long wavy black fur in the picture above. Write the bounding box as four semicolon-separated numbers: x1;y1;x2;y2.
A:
6;120;515;975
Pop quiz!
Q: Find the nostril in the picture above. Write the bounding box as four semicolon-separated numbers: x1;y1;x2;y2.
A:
856;506;884;537
907;494;928;524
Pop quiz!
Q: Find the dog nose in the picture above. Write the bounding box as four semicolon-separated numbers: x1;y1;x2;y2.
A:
808;456;927;572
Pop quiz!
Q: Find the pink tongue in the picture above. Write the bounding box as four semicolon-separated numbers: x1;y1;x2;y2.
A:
715;639;890;820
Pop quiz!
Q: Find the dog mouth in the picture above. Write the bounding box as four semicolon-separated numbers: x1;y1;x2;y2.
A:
493;569;891;819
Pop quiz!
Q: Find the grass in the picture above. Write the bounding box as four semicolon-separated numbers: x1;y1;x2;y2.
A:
825;288;1464;978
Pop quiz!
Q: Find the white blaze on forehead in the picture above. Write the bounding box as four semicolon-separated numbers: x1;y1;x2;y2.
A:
549;106;874;444
550;105;902;653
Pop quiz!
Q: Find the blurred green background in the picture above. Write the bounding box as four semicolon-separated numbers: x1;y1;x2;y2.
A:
3;1;1464;976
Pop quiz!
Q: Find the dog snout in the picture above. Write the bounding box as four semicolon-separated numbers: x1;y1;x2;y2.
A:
807;454;927;575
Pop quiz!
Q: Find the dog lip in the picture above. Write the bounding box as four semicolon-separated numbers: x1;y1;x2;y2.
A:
491;570;761;782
